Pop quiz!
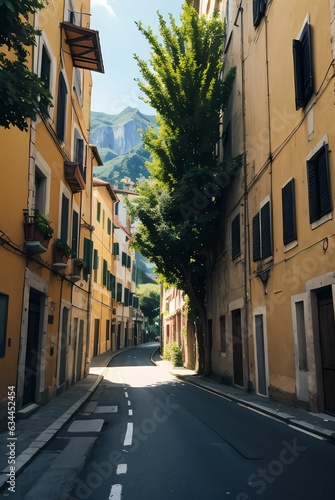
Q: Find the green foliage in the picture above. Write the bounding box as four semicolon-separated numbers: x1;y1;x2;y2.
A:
35;214;54;238
136;283;160;323
0;0;53;131
54;238;72;258
163;343;183;367
131;3;237;304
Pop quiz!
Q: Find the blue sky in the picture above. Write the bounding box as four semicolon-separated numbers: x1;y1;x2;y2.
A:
90;0;184;116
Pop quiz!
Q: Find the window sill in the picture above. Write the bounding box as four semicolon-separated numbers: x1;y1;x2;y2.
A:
311;212;332;230
284;240;298;253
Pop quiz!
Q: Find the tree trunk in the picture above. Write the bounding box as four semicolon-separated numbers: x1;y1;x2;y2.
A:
181;266;211;376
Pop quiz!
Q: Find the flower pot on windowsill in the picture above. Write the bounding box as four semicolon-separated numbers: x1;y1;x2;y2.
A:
69;258;86;282
23;212;54;254
52;239;71;270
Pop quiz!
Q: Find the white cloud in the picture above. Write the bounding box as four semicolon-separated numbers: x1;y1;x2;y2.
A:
91;0;116;17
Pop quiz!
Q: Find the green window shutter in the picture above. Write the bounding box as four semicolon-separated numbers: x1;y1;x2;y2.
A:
127;255;131;269
83;238;93;279
107;271;111;291
124;288;129;306
307;144;332;223
107;218;111;235
113;242;119;256
0;293;9;358
231;213;241;260
97;202;101;222
132;264;137;283
93;249;99;270
261;201;272;259
122;252;127;266
103;259;108;286
116;283;123;303
282;179;297;245
56;72;67;142
293;23;313;110
252;213;261;262
111;274;116;299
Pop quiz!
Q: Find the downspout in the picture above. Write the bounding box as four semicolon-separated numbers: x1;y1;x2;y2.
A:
235;2;252;392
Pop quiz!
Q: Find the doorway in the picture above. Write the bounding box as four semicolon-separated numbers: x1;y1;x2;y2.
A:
232;309;244;387
317;287;335;414
255;314;267;396
23;289;42;405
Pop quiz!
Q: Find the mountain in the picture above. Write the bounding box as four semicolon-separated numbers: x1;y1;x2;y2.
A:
90;107;157;183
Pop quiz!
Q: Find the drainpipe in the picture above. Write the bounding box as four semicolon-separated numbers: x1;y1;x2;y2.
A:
235;2;252;392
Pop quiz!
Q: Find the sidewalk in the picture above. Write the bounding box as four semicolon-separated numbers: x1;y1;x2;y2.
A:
1;347;335;492
0;350;115;492
152;354;335;443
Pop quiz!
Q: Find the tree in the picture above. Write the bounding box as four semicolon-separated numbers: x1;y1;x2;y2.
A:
131;2;238;374
0;0;52;131
136;283;160;325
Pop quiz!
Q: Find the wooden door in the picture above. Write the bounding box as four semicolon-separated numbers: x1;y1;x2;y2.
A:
317;287;335;414
232;309;244;387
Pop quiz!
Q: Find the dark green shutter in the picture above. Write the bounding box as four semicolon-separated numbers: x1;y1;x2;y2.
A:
113;242;119;256
293;39;305;109
253;0;265;27
122;252;127;266
107;218;111;235
301;23;313;105
261;202;272;258
282;179;297;245
97;202;101;222
231;213;241;260
318;146;332;218
56;72;67;142
124;288;129;306
93;249;99;270
111;274;116;298
83;238;93;279
60;194;69;242
127;255;131;268
252;213;261;262
103;259;108;286
71;210;79;257
117;283;122;303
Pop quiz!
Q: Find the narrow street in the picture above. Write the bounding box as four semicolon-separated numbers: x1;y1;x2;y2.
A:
9;344;335;500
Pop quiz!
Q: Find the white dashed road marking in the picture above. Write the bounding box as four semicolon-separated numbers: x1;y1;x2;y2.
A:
116;464;128;475
109;483;122;500
128;409;133;416
123;422;133;446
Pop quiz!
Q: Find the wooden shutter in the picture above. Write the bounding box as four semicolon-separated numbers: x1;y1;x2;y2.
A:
103;259;108;286
76;138;84;174
127;255;131;269
0;293;9;358
252;212;261;261
293;39;305;109
261;201;272;258
93;249;99;270
282;179;297;245
107;218;111;235
60;194;69;242
124;288;129;306
116;283;123;303
122;252;127;266
307;161;319;223
83;238;93;279
300;23;313;105
56;72;67;142
111;274;116;298
253;0;266;27
113;242;119;256
97;201;101;222
71;210;79;257
318;145;332;218
231;213;241;260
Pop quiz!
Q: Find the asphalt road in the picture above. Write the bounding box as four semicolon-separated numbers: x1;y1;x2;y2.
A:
12;344;335;500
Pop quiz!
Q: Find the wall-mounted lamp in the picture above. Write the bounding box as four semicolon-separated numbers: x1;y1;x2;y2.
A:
257;267;271;295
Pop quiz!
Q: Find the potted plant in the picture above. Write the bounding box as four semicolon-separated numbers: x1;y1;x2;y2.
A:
53;238;72;265
24;211;54;250
72;257;87;277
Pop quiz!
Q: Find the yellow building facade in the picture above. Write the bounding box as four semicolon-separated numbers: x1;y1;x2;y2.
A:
0;0;104;426
199;0;335;413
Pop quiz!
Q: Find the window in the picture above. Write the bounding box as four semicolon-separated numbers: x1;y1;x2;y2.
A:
60;193;69;242
74;129;84;177
40;45;51;115
127;255;131;269
122;251;127;267
35;167;47;214
116;283;123;303
107;218;112;235
132;264;137;283
220;315;226;354
293;22;313;110
113;242;119;256
106;319;110;342
56;72;67;142
282;179;297;245
307;144;332;224
110;274;116;299
74;67;83;103
0;293;9;358
124;288;129;307
71;210;79;257
231;213;241;260
253;0;266;27
252;200;272;262
115;202;119;216
93;249;99;270
83;238;93;279
103;259;108;286
97;201;101;223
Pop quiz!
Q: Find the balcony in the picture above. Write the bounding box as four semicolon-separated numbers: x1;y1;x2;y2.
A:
64;161;85;193
23;211;53;255
60;18;104;73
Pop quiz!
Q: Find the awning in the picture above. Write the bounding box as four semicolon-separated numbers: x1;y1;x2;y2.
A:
61;22;104;73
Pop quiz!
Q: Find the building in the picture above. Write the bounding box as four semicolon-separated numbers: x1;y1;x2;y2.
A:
198;0;335;414
0;0;104;426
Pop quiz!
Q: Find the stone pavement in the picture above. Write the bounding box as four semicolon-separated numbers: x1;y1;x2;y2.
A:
1;346;335;493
